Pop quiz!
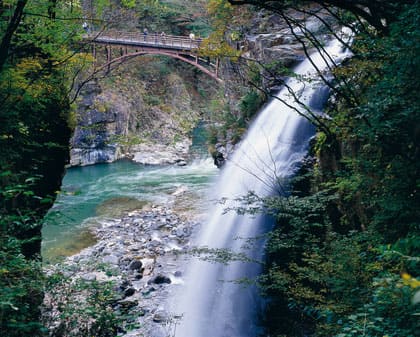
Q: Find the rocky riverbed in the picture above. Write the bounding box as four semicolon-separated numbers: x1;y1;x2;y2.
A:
43;204;202;337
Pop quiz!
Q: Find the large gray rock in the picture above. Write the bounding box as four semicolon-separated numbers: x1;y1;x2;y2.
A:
102;254;119;265
131;140;191;166
69;80;130;166
152;310;169;323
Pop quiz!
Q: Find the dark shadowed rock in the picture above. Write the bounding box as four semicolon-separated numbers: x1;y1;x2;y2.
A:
214;151;225;168
128;259;143;271
150;275;171;285
124;287;136;297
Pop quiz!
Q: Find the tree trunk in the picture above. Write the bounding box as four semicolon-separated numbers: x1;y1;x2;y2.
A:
0;0;28;73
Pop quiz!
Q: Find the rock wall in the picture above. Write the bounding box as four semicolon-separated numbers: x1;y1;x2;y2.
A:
209;8;335;165
243;11;335;84
70;59;218;167
70;81;132;166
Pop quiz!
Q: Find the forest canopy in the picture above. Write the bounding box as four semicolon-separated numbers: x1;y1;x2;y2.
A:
228;0;418;33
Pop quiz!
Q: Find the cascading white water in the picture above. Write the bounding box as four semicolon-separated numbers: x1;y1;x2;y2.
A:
173;32;352;337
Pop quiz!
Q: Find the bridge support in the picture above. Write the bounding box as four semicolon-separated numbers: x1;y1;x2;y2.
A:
106;45;112;73
92;44;96;70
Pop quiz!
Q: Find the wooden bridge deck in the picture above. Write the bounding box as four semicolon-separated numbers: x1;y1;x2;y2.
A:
88;31;202;51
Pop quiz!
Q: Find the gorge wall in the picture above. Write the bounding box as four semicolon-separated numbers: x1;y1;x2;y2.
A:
70;59;219;166
70;4;334;167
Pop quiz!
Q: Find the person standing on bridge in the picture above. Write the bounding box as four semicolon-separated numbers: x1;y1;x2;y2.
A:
143;28;148;41
189;32;195;48
160;31;166;44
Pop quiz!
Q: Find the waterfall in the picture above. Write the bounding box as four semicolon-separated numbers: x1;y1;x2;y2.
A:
172;32;352;337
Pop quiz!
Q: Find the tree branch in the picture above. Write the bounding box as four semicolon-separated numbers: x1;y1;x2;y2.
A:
0;0;28;72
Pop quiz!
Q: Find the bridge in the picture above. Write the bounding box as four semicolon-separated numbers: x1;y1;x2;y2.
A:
86;31;222;82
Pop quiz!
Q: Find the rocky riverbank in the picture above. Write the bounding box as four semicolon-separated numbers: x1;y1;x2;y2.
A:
43;204;201;337
128;140;190;166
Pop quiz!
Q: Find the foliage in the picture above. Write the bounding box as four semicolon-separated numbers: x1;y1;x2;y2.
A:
0;0;84;335
327;3;420;239
121;0;136;9
0;237;45;337
198;0;249;58
43;271;122;337
227;0;418;34
207;86;263;148
214;2;420;337
239;90;264;120
260;182;419;336
123;0;214;36
0;1;78;255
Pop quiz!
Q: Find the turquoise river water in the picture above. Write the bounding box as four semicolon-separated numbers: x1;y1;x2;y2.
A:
41;158;218;263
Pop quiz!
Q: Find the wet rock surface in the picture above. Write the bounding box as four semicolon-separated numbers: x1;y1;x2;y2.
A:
130;140;191;166
44;205;198;337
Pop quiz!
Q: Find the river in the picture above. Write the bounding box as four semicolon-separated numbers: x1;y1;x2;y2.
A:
41;158;218;263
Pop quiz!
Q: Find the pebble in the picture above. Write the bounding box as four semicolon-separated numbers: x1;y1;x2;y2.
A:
103;254;119;265
44;205;198;337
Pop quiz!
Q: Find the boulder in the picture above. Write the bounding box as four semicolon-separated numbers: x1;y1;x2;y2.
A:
152;310;169;323
124;287;136;297
150;275;171;285
128;259;143;271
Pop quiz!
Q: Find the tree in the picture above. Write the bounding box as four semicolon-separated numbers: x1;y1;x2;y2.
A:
0;0;28;72
228;0;418;34
0;0;86;334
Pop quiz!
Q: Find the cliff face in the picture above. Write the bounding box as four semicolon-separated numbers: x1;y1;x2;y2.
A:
70;5;333;167
70;0;220;167
70;81;131;166
208;8;335;165
70;58;219;166
244;11;334;80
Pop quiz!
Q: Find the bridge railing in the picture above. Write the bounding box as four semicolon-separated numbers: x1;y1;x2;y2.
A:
89;30;203;50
